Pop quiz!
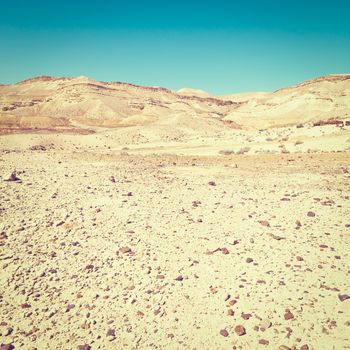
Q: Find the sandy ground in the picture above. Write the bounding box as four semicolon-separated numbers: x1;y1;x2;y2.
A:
1;134;350;350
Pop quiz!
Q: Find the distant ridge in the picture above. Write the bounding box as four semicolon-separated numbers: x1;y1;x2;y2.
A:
0;74;349;131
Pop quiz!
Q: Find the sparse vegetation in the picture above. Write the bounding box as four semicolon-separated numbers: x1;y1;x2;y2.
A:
236;146;251;155
219;149;235;155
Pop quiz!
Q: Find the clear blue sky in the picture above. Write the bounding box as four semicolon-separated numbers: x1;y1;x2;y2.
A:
0;0;349;94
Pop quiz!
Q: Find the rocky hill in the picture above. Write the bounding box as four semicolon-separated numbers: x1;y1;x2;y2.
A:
0;74;349;132
223;74;350;129
0;76;237;132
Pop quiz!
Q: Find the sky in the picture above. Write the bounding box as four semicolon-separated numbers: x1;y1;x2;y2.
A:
0;0;349;94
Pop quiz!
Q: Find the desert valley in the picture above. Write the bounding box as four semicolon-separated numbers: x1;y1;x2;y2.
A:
0;74;350;350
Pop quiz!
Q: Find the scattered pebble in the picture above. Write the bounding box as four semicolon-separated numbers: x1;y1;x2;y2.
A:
4;171;21;182
338;294;350;302
284;309;294;320
119;246;132;254
0;345;14;350
258;220;270;227
241;313;252;320
77;345;91;350
220;329;229;337
227;309;235;316
234;325;246;336
221;247;229;255
260;319;272;331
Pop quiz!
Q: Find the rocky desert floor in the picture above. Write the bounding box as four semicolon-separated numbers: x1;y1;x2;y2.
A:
1;133;350;350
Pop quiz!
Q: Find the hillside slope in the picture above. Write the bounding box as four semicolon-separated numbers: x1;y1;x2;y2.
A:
0;74;349;132
0;76;236;131
223;74;350;128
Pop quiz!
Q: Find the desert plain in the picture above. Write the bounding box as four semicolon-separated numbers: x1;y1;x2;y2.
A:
0;75;350;350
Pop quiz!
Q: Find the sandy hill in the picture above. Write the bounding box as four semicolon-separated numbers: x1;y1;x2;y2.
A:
177;87;212;98
0;76;236;131
0;74;349;132
223;74;350;129
221;92;270;102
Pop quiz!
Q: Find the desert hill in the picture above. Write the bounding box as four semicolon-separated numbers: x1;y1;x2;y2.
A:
0;76;236;131
0;74;349;134
223;74;350;128
177;87;212;98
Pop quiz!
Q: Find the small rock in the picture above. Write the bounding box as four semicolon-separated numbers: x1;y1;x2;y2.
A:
241;313;252;320
136;311;144;318
246;258;253;263
119;246;132;254
278;346;291;350
21;303;31;309
284;309;294;320
77;345;91;350
30;145;47;151
208;181;216;186
296;256;304;261
220;329;229;337
221;247;229;255
258;220;270;227
259;339;269;345
268;233;285;240
85;264;94;272
300;345;309;350
227;309;235;316
3;327;13;336
66;304;75;312
4;171;21;182
234;325;246;336
106;328;116;337
0;345;14;350
338;294;350;302
307;211;315;217
81;321;89;330
175;275;183;281
260;319;272;331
